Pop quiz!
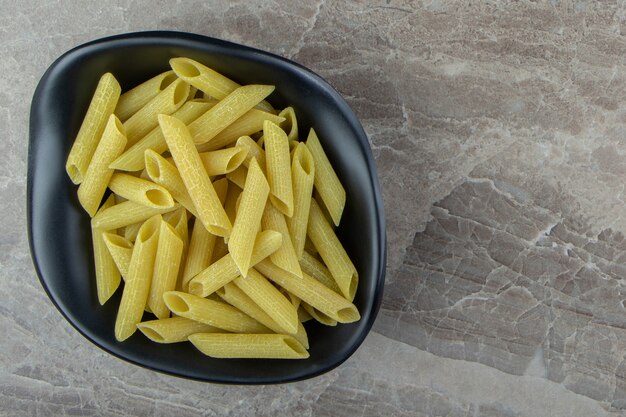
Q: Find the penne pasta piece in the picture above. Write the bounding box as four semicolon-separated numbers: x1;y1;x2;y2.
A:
115;215;161;341
159;114;231;237
137;317;220;344
108;172;174;209
124;221;142;242
281;289;301;311
298;305;313;323
299;251;342;296
287;143;315;259
111;99;215;171
304;236;318;256
263;120;294;217
77;115;127;216
102;232;133;278
225;165;247;189
223;183;242;225
255;259;360;323
188;86;198;100
278;107;298;141
306;128;346;226
228;158;269;277
188;333;309;359
170;57;274;112
233;268;298;335
91;195;120;304
262;202;302;278
196;110;285;152
144;149;198;217
91;200;178;230
199;146;248;176
237;135;266;172
307;199;358;301
188;85;275;145
66;73;121;184
188;230;282;297
211;237;230;264
302;302;338;326
123;78;189;146
115;70;177;121
163;291;270;333
163;207;189;289
148;220;184;319
217;282;308;349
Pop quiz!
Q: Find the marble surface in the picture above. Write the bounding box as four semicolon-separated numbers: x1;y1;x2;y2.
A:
3;0;626;415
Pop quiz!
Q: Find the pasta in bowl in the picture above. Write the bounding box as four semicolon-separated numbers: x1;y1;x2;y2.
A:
28;31;385;383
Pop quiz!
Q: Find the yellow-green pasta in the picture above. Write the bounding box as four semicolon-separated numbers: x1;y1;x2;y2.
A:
188;229;282;297
233;268;298;335
216;282;309;349
111;99;215;171
223;183;242;225
163;207;189;289
263;120;294;217
278;107;298;141
115;70;177;121
211;237;230;263
237;135;266;172
181;218;215;291
225;165;247;190
137;317;220;344
66;73;121;184
148;220;183;319
255;259;360;323
91;200;179;230
123;221;142;242
188;85;275;145
163;291;270;333
188;333;309;359
302;302;338;326
170;57;274;112
228;158;269;277
91;195;120;305
77;115;127;216
108;172;174;209
287;143;315;259
159;114;231;237
198;146;248;176
298;305;313;323
115;215;161;341
306;128;346;226
307;199;358;301
196;110;285;152
299;250;342;296
123;78;190;146
262;202;302;278
102;232;133;279
144;149;198;217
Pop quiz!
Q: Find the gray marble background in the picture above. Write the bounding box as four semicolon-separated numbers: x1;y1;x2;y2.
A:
3;1;626;415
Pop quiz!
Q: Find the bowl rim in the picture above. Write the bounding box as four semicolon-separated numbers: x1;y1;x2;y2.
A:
27;30;387;384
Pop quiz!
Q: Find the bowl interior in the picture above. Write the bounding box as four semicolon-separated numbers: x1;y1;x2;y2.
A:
28;31;385;383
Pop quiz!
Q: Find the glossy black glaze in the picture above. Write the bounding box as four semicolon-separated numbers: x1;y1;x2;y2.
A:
28;31;386;384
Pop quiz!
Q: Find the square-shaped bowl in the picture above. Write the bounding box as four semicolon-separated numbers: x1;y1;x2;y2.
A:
28;31;386;383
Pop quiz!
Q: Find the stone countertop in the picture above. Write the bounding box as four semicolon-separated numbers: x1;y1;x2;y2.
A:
3;1;626;416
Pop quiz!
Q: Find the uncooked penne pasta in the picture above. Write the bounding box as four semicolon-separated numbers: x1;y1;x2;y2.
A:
163;291;270;333
77;115;127;216
115;70;177;121
189;333;309;359
188;85;275;145
262;202;302;278
188;230;282;297
137;317;220;344
102;232;133;278
144;149;198;217
211;237;230;264
91;195;120;305
163;207;189;289
91;200;179;230
123;78;189;146
148;220;183;319
228;158;269;277
170;57;274;112
111;99;215;171
108;172;174;209
196;110;285;152
308;199;358;301
302;302;338;326
225;165;247;190
237;135;266;171
124;221;142;242
199;146;248;176
115;215;161;341
66;73;121;184
263;120;294;217
299;251;342;296
255;259;360;323
306;128;346;226
287;143;315;259
298;305;313;323
223;183;242;225
278;107;298;141
233;268;298;335
159;114;231;237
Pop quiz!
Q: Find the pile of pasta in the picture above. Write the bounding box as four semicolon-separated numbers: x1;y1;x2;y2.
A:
65;57;360;359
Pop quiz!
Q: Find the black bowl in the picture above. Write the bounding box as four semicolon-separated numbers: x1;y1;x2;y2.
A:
28;31;386;384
